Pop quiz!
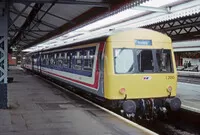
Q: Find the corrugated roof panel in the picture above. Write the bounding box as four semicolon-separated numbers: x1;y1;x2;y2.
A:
48;4;92;20
9;12;17;21
41;14;66;27
23;5;33;15
40;3;52;12
25;34;38;40
13;16;26;27
37;23;56;31
37;3;53;19
13;3;26;11
10;3;33;29
31;32;49;36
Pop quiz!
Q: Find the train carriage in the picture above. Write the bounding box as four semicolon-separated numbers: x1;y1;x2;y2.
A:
23;28;181;120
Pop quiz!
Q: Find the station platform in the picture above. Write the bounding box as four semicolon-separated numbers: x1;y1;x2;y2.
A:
178;71;200;78
177;82;200;113
0;66;151;135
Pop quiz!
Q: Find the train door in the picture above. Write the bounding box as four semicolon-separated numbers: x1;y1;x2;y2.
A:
39;52;42;73
37;52;40;73
97;42;105;96
31;55;34;71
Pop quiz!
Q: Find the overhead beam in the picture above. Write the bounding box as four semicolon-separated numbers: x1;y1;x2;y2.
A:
144;13;200;41
10;0;110;8
9;3;44;48
171;31;200;41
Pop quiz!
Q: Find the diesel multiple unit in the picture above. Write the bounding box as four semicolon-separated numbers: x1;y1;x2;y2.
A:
22;28;181;119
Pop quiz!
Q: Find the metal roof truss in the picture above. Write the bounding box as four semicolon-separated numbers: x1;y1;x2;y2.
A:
144;13;200;41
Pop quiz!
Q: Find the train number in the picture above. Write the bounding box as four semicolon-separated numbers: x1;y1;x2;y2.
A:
166;76;175;80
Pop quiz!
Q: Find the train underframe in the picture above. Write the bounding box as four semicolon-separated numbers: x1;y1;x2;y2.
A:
107;96;181;121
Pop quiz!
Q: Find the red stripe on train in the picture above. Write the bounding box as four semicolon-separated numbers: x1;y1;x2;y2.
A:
42;70;99;89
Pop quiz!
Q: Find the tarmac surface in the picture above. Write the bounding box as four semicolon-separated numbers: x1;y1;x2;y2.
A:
0;66;150;135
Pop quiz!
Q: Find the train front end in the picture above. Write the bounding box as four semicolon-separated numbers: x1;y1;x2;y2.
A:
104;29;181;119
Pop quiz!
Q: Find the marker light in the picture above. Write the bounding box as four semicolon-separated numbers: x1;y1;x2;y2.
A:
119;88;126;95
167;86;172;93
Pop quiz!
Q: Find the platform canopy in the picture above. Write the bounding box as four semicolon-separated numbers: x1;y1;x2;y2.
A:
7;0;148;52
6;0;200;53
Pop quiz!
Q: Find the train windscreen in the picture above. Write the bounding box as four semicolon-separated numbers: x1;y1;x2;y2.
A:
114;49;135;74
114;48;173;74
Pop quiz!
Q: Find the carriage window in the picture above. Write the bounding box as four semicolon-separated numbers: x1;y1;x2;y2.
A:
33;55;37;65
57;52;64;66
114;49;135;74
33;58;37;65
74;51;82;70
83;49;95;71
50;54;55;65
46;54;50;65
137;50;154;73
156;49;173;72
41;55;45;65
67;52;73;68
63;52;68;67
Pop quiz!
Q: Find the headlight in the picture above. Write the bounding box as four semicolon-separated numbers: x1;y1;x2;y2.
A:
119;88;126;95
167;85;172;93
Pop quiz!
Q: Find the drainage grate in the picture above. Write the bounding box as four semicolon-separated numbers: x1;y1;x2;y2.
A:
37;102;76;110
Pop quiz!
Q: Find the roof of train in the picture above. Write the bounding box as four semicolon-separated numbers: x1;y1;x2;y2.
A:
26;28;170;54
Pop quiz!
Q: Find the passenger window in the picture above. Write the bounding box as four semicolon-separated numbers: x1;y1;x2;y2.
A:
83;49;95;71
74;51;82;70
63;52;68;67
41;55;45;65
46;54;49;65
67;52;73;68
50;54;55;65
55;53;59;65
33;58;37;65
57;52;64;66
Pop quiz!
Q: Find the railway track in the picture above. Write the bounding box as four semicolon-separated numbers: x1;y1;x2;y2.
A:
26;70;200;135
138;109;200;135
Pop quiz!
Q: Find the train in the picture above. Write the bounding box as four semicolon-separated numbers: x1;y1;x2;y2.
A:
22;28;181;120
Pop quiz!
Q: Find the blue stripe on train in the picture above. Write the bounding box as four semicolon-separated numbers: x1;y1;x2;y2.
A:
39;65;93;77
